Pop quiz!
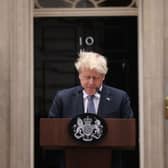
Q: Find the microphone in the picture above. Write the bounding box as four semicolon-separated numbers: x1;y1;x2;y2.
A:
96;88;101;94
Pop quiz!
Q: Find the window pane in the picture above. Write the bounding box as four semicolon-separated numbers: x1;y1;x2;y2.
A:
36;0;134;8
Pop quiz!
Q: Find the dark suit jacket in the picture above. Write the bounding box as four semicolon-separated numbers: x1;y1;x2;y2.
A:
48;85;134;168
49;85;133;118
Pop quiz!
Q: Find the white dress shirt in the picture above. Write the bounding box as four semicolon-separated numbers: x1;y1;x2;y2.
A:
82;87;102;114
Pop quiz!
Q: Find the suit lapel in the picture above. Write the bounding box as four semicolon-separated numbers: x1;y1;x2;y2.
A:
98;86;112;117
72;87;84;117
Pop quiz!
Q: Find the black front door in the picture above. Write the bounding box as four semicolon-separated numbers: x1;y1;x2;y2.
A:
34;16;138;168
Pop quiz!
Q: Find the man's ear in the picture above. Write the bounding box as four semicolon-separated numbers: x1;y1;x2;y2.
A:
79;74;81;79
102;74;105;81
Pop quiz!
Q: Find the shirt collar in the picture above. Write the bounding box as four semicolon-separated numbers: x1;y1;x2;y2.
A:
83;86;102;99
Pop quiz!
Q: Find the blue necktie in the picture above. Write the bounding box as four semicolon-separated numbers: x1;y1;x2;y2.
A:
87;95;96;114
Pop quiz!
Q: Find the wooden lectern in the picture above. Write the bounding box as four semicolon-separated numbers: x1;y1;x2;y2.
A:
40;118;136;168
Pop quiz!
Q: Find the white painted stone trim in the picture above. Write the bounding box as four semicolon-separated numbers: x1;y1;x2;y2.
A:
34;7;138;17
9;0;34;168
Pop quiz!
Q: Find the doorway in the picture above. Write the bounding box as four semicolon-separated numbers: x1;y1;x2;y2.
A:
34;16;138;168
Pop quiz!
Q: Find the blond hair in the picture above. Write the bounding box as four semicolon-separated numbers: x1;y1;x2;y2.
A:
75;51;108;75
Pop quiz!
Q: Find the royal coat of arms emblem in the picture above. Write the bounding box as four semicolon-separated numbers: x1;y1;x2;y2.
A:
69;113;107;143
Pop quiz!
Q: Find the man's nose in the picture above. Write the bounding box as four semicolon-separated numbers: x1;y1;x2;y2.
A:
88;78;94;84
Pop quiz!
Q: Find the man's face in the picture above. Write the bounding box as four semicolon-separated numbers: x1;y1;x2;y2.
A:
79;68;105;95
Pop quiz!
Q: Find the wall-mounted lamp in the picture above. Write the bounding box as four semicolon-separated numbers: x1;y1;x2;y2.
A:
165;96;168;119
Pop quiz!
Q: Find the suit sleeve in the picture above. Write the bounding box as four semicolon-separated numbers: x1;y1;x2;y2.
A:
120;92;134;118
48;93;62;118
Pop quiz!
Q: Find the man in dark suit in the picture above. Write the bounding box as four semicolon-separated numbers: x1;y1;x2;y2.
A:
49;85;133;118
48;51;133;168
